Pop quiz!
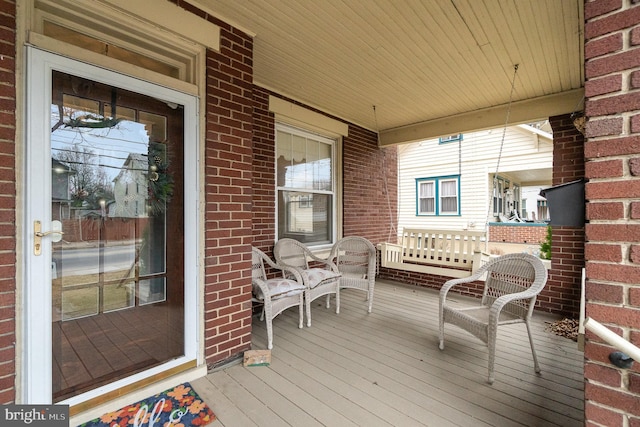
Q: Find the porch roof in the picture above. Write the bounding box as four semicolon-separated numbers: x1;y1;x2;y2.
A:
194;279;584;426
194;0;584;145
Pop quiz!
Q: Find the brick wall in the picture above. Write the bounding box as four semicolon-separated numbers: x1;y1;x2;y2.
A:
488;223;548;244
0;0;16;405
546;114;585;317
251;88;276;252
342;125;397;245
583;0;640;423
198;10;255;368
378;266;485;296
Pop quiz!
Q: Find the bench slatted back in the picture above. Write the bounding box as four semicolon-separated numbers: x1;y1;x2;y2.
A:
401;229;483;269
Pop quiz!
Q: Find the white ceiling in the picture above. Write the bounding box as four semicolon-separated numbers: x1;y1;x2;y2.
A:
194;0;584;146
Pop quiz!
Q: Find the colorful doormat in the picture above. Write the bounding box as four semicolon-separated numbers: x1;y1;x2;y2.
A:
78;382;215;427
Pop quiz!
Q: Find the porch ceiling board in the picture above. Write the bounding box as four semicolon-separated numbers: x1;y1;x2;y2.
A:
195;0;584;143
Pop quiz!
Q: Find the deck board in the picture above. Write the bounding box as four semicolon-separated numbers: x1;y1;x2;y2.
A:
193;279;584;426
54;304;179;401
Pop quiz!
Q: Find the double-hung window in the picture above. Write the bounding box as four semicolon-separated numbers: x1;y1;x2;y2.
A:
276;124;336;246
416;175;460;216
440;179;458;214
418;180;436;214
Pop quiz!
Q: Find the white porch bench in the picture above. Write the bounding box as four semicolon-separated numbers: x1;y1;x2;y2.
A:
378;228;485;278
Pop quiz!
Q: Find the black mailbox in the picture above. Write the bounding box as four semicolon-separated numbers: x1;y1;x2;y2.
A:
539;179;585;227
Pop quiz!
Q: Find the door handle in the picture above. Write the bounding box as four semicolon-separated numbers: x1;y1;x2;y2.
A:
34;220;64;256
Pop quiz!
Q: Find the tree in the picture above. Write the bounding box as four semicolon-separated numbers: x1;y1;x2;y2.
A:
54;145;114;208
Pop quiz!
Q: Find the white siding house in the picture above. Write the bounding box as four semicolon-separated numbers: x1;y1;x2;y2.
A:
111;153;149;218
396;124;553;236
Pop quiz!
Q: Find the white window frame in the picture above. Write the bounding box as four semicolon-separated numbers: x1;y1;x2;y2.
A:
275;123;337;248
439;178;459;215
417;180;436;215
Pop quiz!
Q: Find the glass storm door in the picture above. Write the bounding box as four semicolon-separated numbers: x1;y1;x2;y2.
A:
25;49;197;404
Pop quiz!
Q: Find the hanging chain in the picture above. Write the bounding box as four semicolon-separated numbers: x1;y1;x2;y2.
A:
485;64;519;228
373;105;398;242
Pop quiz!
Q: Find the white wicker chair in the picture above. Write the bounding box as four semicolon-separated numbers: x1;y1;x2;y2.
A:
273;238;341;327
251;247;305;349
438;252;548;384
328;236;377;313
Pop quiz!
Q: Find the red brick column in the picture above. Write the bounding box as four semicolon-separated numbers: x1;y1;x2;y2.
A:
0;0;16;404
546;114;585;317
583;0;640;424
202;17;255;367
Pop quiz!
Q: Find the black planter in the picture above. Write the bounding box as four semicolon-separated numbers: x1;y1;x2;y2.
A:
539;179;585;227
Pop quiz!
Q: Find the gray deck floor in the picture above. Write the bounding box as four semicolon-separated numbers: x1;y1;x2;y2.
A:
193;279;584;427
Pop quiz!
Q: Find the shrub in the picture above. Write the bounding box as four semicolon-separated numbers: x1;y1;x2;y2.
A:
539;225;552;260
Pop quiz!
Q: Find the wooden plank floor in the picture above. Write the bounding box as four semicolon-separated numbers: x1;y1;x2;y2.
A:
53;304;182;401
193;279;584;426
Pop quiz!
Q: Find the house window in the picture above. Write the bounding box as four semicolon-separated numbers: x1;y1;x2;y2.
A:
493;176;521;217
299;195;312;208
416;175;460;216
440;179;458;214
493;178;505;215
537;199;549;221
276;124;335;246
510;184;521;214
418;180;435;214
438;134;463;144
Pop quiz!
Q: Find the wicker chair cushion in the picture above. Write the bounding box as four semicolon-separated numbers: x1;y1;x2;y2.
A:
253;278;305;301
302;268;341;288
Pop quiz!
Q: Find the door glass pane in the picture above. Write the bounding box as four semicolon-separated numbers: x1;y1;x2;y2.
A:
50;71;184;402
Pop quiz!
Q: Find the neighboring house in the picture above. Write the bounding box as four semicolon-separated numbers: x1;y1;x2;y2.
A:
396;124;552;235
111;153;149;218
51;158;73;220
521;186;550;222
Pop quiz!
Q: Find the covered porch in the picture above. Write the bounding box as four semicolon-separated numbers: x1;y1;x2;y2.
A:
195;279;584;426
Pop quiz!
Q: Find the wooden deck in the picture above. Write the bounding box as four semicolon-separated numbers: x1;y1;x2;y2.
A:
193;279;584;427
53;303;182;402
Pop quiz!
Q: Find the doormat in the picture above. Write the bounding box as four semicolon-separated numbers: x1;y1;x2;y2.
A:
77;382;215;427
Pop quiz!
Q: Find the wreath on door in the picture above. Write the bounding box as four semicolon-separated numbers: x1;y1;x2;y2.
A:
147;142;174;215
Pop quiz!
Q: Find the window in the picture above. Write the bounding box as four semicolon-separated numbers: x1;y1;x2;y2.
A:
492;176;521;217
493;178;504;215
276;124;335;246
299;195;312;208
418;180;435;214
416;175;460;216
537;199;549;221
438;134;463;144
440;179;458;213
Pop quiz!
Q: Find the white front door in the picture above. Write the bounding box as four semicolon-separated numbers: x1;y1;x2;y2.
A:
24;48;199;405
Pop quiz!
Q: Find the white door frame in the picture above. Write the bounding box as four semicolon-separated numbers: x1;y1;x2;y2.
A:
23;47;200;405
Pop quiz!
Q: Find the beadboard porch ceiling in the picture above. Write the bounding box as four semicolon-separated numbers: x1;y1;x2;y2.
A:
193;0;585;146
